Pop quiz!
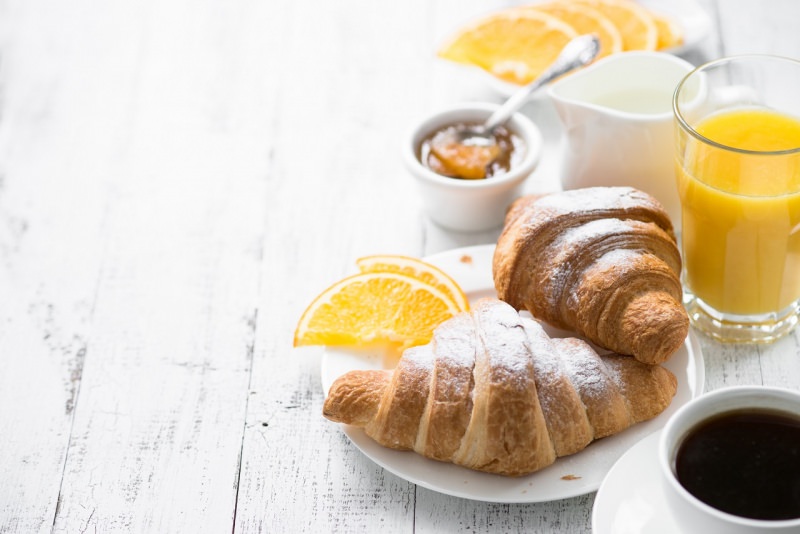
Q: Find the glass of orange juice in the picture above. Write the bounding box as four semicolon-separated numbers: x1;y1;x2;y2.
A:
674;55;800;343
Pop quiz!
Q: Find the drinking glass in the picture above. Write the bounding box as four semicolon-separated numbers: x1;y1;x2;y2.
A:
673;55;800;343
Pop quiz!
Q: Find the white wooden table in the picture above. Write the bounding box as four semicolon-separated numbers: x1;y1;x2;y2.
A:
2;1;799;532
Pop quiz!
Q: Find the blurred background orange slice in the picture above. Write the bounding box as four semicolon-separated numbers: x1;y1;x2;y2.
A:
438;9;579;85
533;3;623;59
652;10;684;49
569;0;657;51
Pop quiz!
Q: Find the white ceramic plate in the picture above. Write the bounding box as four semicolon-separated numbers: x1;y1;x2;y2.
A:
592;431;679;533
321;244;705;503
480;0;713;97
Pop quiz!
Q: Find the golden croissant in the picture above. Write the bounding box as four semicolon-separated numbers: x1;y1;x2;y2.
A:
493;187;689;365
323;298;677;477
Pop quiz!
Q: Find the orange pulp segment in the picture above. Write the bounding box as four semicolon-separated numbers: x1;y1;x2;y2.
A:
568;0;657;51
437;9;579;85
293;272;464;350
356;254;470;311
652;11;684;49
532;3;623;58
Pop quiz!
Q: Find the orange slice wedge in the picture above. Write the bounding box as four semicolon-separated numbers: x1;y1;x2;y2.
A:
294;272;464;350
533;3;623;58
569;0;657;51
438;9;579;85
356;254;470;311
652;11;684;50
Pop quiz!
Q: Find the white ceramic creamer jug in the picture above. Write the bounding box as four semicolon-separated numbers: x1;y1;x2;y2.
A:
548;52;695;228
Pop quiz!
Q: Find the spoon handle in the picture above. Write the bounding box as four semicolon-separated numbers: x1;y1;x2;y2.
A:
484;34;601;132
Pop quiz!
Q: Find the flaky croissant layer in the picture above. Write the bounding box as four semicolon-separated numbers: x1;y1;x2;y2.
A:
323;299;677;477
493;187;689;365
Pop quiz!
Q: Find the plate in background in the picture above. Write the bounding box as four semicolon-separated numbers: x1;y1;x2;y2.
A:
475;0;713;97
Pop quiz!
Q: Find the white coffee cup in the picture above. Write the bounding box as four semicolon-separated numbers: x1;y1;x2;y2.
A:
658;386;800;533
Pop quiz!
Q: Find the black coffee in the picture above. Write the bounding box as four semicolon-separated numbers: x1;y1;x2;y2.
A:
675;409;800;520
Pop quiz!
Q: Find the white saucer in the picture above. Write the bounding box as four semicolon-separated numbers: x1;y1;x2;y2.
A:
592;430;680;534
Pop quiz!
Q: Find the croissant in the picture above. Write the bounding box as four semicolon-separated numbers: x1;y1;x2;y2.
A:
323;298;677;477
493;187;689;365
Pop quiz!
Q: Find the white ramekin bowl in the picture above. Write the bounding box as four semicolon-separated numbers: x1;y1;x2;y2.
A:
402;103;542;232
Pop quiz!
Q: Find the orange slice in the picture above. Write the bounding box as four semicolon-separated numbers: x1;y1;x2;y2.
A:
293;272;463;350
569;0;657;51
652;11;683;50
356;254;470;311
533;3;623;59
438;9;579;85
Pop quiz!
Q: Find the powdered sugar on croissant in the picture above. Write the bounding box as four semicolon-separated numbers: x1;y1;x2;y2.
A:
493;187;689;365
323;298;677;477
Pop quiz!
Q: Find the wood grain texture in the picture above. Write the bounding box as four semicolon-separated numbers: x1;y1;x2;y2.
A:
45;0;271;527
0;1;140;531
0;0;799;533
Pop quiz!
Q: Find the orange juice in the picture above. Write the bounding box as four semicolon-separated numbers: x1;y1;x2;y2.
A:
677;108;800;315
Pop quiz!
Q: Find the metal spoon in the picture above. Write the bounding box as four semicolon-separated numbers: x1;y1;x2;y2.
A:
457;34;601;147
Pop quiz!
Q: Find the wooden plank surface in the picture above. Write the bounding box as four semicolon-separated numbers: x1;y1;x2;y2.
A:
0;0;799;532
0;2;140;531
